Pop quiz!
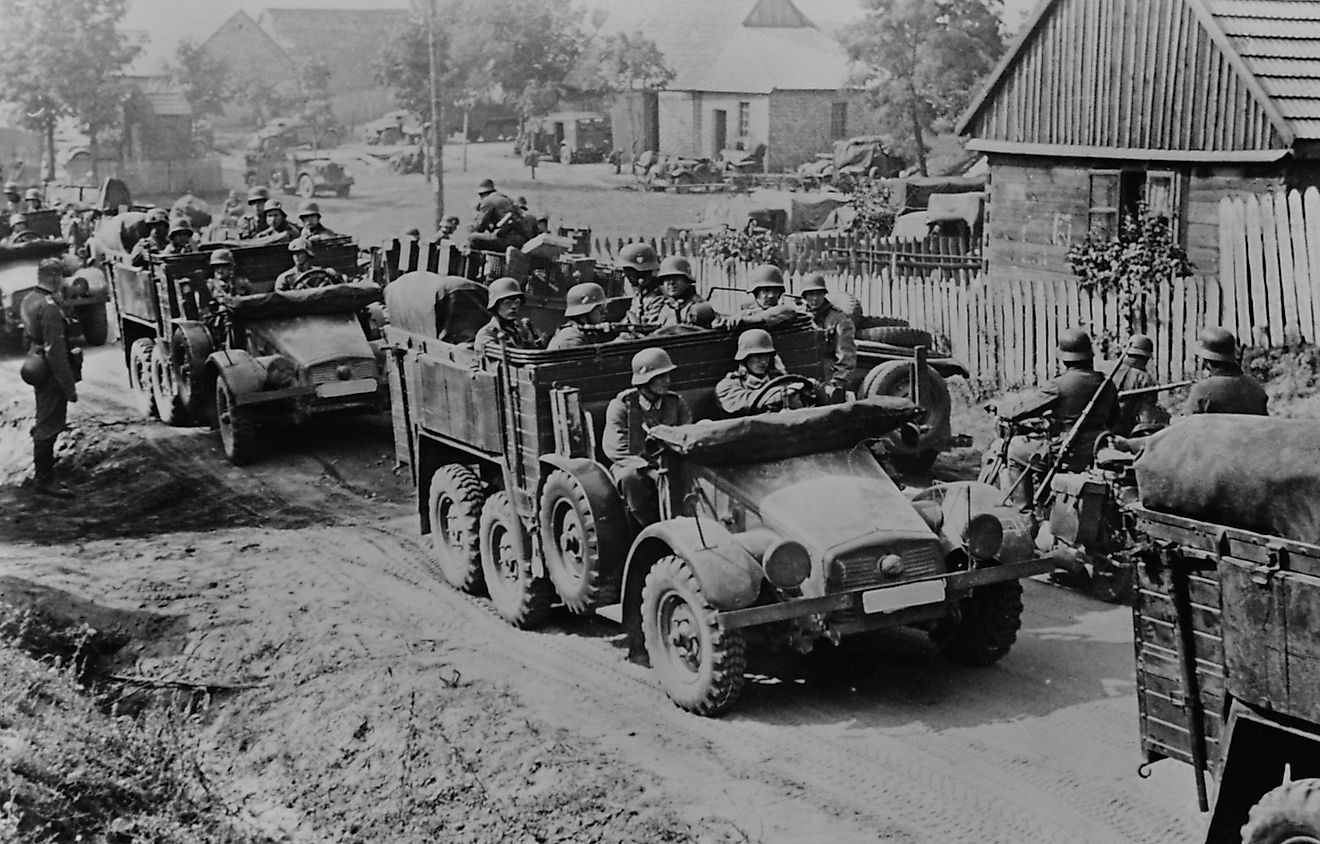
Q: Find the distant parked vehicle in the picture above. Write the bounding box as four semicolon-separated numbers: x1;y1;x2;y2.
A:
362;110;424;146
798;136;906;189
517;111;612;164
247;148;354;198
252;117;343;156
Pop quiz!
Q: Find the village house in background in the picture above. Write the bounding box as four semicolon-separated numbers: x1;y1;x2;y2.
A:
958;0;1320;285
598;0;884;171
200;8;407;128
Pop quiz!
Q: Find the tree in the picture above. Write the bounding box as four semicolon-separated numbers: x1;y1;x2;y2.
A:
0;0;140;181
844;0;1004;176
296;57;337;147
170;39;229;119
585;32;673;166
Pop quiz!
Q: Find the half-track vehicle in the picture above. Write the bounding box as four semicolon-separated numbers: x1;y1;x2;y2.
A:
1126;415;1320;843
110;236;385;464
383;271;1055;715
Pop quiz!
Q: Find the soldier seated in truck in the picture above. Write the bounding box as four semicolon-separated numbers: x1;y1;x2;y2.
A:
252;199;301;245
473;277;542;356
715;329;811;417
603;347;693;527
2;213;28;245
655;256;707;327
129;208;170;266
161;221;196;256
297;200;337;241
798;273;855;403
275;238;340;291
546;282;612;351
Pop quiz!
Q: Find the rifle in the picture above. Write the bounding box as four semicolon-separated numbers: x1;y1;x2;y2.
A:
1031;364;1120;508
1118;379;1194;399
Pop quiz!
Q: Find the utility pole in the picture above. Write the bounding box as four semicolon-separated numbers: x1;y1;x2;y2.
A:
427;0;445;228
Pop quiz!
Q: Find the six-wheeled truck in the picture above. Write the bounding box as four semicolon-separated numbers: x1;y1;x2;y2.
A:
383;270;1056;715
110;237;387;464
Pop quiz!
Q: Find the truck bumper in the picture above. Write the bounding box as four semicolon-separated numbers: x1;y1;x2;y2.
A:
715;555;1059;631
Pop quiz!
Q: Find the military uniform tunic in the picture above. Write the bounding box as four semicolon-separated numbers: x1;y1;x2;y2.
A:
625;289;668;328
657;291;707;327
1189;366;1268;415
473;316;541;356
546;321;606;351
604;387;693;526
1109;359;1162;435
715;366;799;417
807;303;857;390
21;287;77;443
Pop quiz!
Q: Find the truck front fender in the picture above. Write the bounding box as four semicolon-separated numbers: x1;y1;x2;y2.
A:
206;349;264;396
622;517;763;630
911;480;1036;564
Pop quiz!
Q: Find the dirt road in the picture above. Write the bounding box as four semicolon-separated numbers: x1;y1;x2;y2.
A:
0;343;1206;843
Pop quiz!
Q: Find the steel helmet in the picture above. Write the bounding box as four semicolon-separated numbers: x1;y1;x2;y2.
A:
689;301;718;328
735;328;776;360
799;273;828;294
1058;328;1094;362
748;264;785;292
1197;326;1238;363
2;181;16;194
1124;334;1154;360
630;347;676;386
265;199;285;216
23;187;40;201
144;207;169;225
298;200;321;217
487;276;524;309
477;178;496;194
564;282;606;317
657;255;694;282
168;220;193;237
287;237;310;254
618;242;659;272
247;185;270;203
209;248;235;266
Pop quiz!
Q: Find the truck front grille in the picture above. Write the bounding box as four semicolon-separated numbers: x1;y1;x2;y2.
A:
309;359;376;386
831;542;943;591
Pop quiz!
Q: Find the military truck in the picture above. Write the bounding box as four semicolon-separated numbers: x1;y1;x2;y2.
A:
0;227;112;348
383;270;1056;715
1128;417;1320;843
110;237;385;464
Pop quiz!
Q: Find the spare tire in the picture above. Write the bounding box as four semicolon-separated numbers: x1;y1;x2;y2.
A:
856;325;934;348
856;315;910;331
860;360;952;464
827;292;863;324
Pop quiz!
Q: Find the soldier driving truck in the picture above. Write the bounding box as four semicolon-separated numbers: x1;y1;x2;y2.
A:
382;270;1059;715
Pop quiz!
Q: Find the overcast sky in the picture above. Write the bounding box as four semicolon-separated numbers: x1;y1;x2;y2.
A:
121;0;1038;74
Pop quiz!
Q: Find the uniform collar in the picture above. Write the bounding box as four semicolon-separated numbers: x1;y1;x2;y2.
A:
637;391;662;410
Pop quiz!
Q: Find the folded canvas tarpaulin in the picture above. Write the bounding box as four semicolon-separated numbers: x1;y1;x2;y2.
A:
0;239;68;267
1135;414;1320;543
384;271;489;343
648;396;919;465
230;280;382;320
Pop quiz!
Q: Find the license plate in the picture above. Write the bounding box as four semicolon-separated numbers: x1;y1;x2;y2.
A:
315;378;377;398
861;580;946;614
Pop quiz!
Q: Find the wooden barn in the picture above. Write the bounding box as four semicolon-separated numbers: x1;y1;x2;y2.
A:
957;0;1320;285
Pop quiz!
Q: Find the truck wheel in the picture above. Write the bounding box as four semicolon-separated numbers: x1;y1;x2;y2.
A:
171;329;211;424
1242;779;1320;844
539;469;618;613
298;175;315;198
930;578;1023;666
641;554;746;716
79;304;108;346
426;465;486;593
861;360;953;454
215;379;258;465
860;325;934;348
479;492;553;629
129;338;158;419
151;339;189;426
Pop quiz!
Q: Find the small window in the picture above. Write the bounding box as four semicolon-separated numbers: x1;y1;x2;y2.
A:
1087;170;1121;240
738;102;750;139
1088;169;1180;241
830;102;847;139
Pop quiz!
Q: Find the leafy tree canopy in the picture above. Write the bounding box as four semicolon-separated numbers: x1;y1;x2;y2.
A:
171;38;230;119
844;0;1004;175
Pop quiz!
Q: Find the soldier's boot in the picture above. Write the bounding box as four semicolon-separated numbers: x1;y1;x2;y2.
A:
31;438;73;499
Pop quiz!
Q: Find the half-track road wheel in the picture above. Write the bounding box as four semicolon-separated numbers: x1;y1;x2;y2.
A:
930;577;1024;666
215;378;259;465
479;491;553;629
641;554;747;716
1242;778;1320;844
128;338;158;419
539;469;618;613
426;464;486;594
151;338;189;426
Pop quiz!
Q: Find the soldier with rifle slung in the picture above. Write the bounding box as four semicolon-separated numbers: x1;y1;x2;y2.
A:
20;259;79;498
473;277;542;356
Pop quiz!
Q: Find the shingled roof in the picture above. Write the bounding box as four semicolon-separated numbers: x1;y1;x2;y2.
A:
599;0;852;94
1209;0;1320;140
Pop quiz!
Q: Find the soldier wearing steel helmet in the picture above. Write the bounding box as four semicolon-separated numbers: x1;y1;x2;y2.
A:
619;242;667;329
203;249;251;346
22;187;42;212
297;200;337;240
237;186;271;240
1188;326;1267;415
547;282;609;351
722;264;799;330
473;277;542;356
798;273;856;402
253;198;301;244
1107;334;1167;435
160;220;197;256
715;329;807;417
129;208;171;266
20;259;79;498
656;255;707;327
2;181;21;216
603;347;693;526
275;238;339;291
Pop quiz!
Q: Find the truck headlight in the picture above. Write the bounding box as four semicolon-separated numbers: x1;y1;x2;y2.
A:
963;513;1004;561
259;355;297;389
763;539;811;590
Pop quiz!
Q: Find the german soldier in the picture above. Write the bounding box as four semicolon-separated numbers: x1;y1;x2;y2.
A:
129;208;170;266
161;220;196;256
275;238;338;291
468;178;527;252
1109;334;1167;435
620;242;666;328
547;282;609;351
237;186;270;240
297;200;337;240
253;199;300;244
798;273;855;402
1188;327;1267;415
715;329;806;417
21;259;79;498
473;277;542;356
22;187;42;212
2;181;21;215
603;347;693;526
656;256;707;327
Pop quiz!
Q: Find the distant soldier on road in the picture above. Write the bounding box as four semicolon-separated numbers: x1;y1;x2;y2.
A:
237;186;270;240
798;273;855;402
1188;327;1268;415
297;200;337;240
473;277;542;356
547;282;611;351
21;259;79;498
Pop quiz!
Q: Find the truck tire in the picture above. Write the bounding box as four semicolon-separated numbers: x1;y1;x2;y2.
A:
479;491;554;629
151;339;189;426
1242;779;1320;844
298;175;315;199
641;554;747;716
79;304;108;346
539;469;619;613
128;338;158;419
171;329;212;424
859;325;934;348
929;578;1023;666
860;359;953;462
215;378;259;465
427;465;486;594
